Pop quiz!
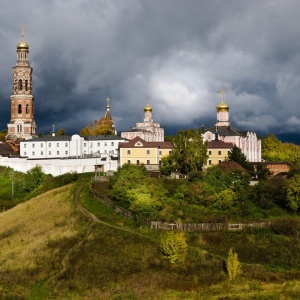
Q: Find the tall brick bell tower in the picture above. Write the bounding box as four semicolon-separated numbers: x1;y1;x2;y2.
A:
7;28;37;141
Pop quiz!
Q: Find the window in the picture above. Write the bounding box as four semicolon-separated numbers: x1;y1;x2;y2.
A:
147;150;150;155
104;150;107;154
57;143;59;147
159;150;162;155
41;143;43;148
127;150;131;155
25;80;28;91
18;79;22;91
65;151;68;155
90;142;93;148
111;142;114;146
208;150;212;155
57;151;59;155
18;104;22;114
104;142;107;147
24;144;26;148
209;160;212;165
41;151;43;155
97;142;100;147
65;142;68;147
147;160;150;165
24;152;26;156
49;143;51;147
84;143;87;147
32;151;35;155
26;104;29;114
32;143;35;148
111;150;114;154
218;150;222;155
218;159;222;163
137;160;140;165
127;160;131;164
49;151;51;155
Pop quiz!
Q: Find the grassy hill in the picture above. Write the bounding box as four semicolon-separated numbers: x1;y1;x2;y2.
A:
0;170;300;298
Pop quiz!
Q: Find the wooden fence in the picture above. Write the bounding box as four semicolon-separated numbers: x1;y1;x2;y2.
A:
91;188;272;232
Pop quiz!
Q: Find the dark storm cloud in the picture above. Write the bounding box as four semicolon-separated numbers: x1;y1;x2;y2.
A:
1;0;300;142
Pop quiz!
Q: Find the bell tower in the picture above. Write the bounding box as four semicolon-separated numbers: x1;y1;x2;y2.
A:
7;28;37;141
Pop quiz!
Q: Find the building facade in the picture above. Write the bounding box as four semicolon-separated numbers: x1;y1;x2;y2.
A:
20;134;126;159
206;139;233;168
121;102;164;142
203;91;261;162
119;137;172;170
7;31;37;141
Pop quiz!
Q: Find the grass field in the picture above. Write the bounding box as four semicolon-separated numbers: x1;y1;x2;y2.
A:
0;174;299;299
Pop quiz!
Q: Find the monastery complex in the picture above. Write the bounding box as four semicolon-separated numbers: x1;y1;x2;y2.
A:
0;33;262;175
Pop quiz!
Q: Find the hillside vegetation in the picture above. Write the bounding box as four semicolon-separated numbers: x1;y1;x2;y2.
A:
0;173;299;299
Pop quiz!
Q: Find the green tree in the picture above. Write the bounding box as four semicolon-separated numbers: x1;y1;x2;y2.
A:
228;145;254;172
169;128;208;175
159;156;175;176
286;174;300;212
24;165;45;192
56;128;66;136
109;164;148;207
160;231;188;264
226;248;242;281
0;130;7;142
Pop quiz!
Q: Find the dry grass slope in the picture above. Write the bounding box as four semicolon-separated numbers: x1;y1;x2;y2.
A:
0;184;81;274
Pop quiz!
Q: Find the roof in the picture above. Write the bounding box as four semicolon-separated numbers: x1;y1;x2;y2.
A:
119;136;172;149
207;140;233;149
0;143;17;157
84;135;125;141
218;160;248;173
204;125;248;137
23;136;72;142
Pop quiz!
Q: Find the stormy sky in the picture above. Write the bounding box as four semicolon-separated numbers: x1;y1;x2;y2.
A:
1;0;300;142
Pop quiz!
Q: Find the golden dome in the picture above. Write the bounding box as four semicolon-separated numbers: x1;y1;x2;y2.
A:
216;90;229;112
216;100;229;112
17;38;29;51
144;104;152;112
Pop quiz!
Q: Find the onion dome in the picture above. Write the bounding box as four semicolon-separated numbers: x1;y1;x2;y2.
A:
17;37;29;52
216;90;229;112
144;103;152;112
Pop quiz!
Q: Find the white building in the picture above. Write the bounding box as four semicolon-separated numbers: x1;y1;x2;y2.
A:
202;91;261;162
20;134;126;159
121;102;164;142
0;134;129;176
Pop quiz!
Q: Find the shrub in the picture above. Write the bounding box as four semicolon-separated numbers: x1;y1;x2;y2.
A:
160;231;188;264
226;248;242;281
271;217;300;237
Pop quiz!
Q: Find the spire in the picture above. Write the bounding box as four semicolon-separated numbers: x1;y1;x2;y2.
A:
106;97;110;111
52;124;56;136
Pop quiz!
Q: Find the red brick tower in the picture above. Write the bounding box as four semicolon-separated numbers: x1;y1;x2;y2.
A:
7;28;37;141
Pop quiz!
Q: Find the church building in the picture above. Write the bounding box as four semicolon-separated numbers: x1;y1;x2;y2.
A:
202;91;261;162
7;30;37;141
121;100;164;142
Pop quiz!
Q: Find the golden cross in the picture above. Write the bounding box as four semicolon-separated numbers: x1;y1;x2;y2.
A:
21;26;25;39
220;90;225;102
106;97;110;107
146;96;150;104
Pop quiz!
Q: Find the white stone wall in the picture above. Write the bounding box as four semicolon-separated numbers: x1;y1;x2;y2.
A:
0;155;118;176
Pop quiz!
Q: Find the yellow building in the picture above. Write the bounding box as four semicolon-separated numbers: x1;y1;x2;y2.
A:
119;137;172;170
206;139;233;168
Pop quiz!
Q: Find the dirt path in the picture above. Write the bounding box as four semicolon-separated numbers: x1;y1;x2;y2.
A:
47;184;156;284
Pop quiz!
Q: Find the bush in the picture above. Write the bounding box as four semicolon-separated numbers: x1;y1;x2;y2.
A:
271;217;300;237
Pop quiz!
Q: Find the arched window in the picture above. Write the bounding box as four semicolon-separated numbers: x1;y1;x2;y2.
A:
18;79;22;91
26;104;29;114
18;104;22;114
25;80;28;91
